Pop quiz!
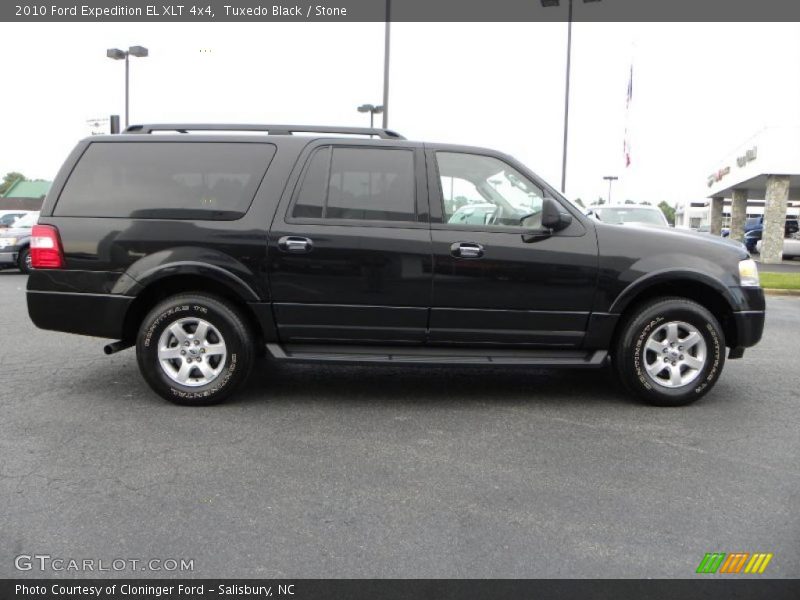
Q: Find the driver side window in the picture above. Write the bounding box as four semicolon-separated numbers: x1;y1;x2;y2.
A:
436;152;545;229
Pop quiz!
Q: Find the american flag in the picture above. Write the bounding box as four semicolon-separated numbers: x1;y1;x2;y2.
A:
624;65;633;167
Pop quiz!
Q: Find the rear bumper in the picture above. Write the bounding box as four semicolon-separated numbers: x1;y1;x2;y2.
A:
27;290;133;339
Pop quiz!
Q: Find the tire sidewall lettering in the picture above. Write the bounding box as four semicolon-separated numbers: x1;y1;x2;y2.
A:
633;316;663;391
694;322;722;394
168;353;237;400
144;304;191;348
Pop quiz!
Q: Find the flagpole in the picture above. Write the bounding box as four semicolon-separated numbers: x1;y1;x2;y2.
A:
624;63;633;168
560;0;573;194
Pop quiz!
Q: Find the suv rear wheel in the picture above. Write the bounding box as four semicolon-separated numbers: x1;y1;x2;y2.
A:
614;297;725;406
136;293;255;406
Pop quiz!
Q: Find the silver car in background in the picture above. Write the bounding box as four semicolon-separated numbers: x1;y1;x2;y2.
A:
0;210;40;274
585;204;670;228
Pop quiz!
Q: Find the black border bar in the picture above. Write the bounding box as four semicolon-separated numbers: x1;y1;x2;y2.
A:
4;0;800;22
3;579;800;600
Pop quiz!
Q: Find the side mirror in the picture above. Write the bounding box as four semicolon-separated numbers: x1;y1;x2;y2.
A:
541;197;573;231
521;198;573;243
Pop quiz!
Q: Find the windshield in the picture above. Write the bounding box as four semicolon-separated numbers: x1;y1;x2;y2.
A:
11;212;39;228
596;207;666;226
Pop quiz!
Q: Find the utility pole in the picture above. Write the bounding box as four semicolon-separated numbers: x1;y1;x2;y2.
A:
382;0;391;129
603;175;619;203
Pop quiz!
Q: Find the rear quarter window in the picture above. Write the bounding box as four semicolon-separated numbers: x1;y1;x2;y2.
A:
54;142;276;220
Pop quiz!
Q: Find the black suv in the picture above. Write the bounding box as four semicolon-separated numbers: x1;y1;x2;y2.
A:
27;124;765;406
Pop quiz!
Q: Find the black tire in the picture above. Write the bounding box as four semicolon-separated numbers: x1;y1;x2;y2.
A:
614;297;725;407
136;293;255;406
17;247;32;274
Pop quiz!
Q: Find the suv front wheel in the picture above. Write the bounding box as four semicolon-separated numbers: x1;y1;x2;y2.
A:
614;297;725;406
136;293;255;406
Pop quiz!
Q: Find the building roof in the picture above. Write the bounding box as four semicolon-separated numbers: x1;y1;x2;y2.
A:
706;126;800;200
1;179;52;198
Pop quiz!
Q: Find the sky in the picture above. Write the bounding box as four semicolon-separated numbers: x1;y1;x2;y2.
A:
1;21;799;207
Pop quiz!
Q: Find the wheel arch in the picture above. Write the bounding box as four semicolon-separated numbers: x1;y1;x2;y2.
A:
609;271;740;350
120;273;266;349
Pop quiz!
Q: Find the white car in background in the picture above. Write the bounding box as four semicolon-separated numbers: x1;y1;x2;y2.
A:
756;237;800;259
585;204;670;228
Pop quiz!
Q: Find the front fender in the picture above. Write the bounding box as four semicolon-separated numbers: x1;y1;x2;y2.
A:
608;265;738;315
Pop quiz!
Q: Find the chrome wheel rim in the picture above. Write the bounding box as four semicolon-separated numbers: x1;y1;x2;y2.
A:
157;317;227;387
24;252;32;271
642;321;707;389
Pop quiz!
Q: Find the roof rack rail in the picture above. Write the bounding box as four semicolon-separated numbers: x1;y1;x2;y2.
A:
123;123;406;140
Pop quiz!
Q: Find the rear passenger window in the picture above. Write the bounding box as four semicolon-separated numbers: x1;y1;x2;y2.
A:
293;147;330;219
55;142;275;220
291;146;416;223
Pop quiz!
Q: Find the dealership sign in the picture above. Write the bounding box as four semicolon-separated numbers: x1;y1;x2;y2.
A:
736;146;758;168
707;166;730;187
707;145;759;187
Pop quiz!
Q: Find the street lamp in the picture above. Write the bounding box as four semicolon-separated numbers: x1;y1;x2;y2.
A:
106;45;149;128
382;0;391;128
603;175;619;203
357;104;384;128
541;0;602;194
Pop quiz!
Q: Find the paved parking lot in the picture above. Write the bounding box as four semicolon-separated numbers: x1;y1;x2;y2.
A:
756;257;800;273
1;270;798;578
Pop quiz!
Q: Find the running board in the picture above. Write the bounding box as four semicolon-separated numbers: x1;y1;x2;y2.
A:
266;344;608;368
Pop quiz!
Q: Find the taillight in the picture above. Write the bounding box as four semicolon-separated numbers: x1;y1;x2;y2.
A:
30;224;65;269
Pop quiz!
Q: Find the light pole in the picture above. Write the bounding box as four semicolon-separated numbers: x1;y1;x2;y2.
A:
540;0;602;194
603;175;618;203
106;45;149;128
357;104;385;128
382;0;391;128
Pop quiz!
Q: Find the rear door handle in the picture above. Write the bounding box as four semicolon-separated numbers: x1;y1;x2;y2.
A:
450;242;484;259
278;236;314;253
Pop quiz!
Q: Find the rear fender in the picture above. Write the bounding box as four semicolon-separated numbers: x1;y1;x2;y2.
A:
112;247;262;302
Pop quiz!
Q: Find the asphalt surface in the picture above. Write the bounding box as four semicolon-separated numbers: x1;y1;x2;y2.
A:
755;257;800;273
0;270;798;579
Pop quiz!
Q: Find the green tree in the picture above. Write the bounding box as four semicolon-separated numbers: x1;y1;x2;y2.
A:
658;200;676;226
0;172;26;196
573;197;585;208
591;197;606;206
624;199;634;204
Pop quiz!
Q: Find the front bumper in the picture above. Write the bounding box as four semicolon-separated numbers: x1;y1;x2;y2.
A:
727;307;765;359
725;286;765;358
732;310;765;348
0;251;18;265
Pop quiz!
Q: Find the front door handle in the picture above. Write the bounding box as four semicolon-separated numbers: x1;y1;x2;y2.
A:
450;242;484;259
278;236;314;253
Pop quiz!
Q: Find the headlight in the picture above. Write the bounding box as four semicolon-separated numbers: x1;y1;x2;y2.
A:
739;258;760;287
0;237;17;245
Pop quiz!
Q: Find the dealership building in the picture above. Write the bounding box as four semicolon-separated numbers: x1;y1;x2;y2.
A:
674;126;800;263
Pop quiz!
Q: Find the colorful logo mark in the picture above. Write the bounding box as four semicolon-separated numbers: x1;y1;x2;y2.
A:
696;552;773;574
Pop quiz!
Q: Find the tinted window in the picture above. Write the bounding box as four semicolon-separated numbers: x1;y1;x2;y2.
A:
292;147;416;222
56;142;275;219
0;213;24;226
293;147;330;219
